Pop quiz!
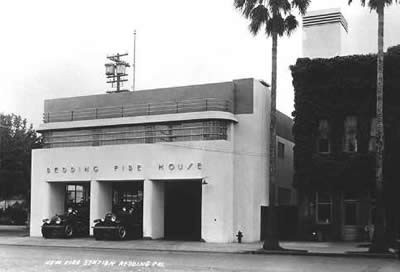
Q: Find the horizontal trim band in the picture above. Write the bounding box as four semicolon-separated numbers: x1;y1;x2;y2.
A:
303;12;348;32
38;111;238;132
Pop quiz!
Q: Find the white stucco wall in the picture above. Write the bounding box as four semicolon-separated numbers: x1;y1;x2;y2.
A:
303;23;343;58
89;180;112;235
30;140;234;242
233;80;269;242
31;78;293;243
143;179;164;239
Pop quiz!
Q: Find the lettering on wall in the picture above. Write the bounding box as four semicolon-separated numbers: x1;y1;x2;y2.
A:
47;166;99;174
113;164;143;172
46;162;202;175
158;162;202;171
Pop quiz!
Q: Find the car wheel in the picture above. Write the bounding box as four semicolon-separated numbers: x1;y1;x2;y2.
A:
64;224;74;238
116;226;127;240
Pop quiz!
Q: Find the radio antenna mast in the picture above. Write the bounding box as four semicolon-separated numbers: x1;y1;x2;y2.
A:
132;30;136;91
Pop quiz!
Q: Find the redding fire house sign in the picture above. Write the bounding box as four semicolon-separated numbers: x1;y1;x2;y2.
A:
46;162;202;175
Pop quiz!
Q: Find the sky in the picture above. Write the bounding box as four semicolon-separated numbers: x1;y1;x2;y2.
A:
0;0;400;128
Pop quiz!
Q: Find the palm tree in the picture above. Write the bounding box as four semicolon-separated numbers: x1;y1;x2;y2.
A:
348;0;398;253
234;0;310;250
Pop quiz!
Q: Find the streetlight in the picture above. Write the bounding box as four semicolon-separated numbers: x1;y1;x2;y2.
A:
105;63;115;76
105;53;130;93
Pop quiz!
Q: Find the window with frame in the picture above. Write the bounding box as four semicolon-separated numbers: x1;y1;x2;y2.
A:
277;142;285;159
145;125;155;143
43;120;229;148
65;184;90;209
344;192;359;226
368;118;377;152
343;116;358;152
112;182;144;209
317;120;330;153
315;192;332;224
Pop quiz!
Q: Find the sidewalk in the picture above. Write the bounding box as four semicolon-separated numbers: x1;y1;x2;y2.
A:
0;236;260;254
0;226;397;259
0;235;397;258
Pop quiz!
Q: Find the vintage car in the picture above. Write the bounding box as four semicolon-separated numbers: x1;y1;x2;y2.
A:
41;207;89;238
93;203;142;240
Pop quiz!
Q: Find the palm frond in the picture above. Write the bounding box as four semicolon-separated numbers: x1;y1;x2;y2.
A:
265;18;273;36
291;0;311;15
269;0;291;14
235;0;307;37
244;0;259;18
249;5;270;35
234;0;246;9
348;0;366;5
383;0;396;7
281;0;292;14
284;14;298;36
349;0;398;10
266;14;285;36
368;0;397;10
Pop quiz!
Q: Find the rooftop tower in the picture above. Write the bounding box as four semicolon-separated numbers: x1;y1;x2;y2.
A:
302;8;348;58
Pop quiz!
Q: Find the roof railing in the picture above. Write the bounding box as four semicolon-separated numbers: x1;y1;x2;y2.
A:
43;98;233;123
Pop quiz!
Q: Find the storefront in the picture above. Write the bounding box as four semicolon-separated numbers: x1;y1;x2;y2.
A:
30;78;294;242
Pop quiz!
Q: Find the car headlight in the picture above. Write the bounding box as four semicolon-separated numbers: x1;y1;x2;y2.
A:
55;217;62;224
111;215;117;222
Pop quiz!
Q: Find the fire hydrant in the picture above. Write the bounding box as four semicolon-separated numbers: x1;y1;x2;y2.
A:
236;231;243;243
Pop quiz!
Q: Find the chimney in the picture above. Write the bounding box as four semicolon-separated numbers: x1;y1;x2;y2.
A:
302;8;348;58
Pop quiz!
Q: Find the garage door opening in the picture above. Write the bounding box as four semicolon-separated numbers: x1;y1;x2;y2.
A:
164;180;201;241
112;182;144;238
65;183;90;236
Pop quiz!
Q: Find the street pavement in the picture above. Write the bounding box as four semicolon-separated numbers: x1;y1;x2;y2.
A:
1;244;400;272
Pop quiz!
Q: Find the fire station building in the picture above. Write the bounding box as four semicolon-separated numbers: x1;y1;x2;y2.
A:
30;78;294;242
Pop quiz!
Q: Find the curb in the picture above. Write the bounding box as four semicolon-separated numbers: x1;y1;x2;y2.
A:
0;241;397;259
249;249;398;259
0;242;249;255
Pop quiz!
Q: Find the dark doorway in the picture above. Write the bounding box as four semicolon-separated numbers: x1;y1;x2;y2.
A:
164;181;202;241
112;182;144;238
64;183;91;236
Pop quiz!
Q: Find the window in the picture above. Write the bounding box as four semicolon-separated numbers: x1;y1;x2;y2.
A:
344;192;359;226
157;124;174;142
43;120;229;148
343;116;358;152
368;118;377;152
317;120;330;153
65;184;90;209
278;142;285;159
112;182;143;214
315;192;332;224
145;125;155;143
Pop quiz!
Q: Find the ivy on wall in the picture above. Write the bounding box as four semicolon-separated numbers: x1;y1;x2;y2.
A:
290;45;400;194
